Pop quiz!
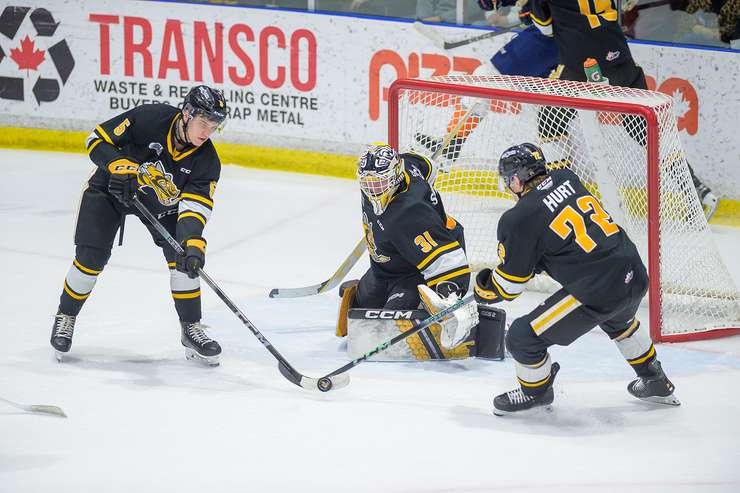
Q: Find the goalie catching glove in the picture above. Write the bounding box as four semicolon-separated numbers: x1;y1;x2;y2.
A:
177;237;206;279
418;285;479;350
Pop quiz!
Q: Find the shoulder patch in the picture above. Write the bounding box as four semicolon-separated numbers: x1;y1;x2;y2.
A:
209;181;217;198
497;242;506;263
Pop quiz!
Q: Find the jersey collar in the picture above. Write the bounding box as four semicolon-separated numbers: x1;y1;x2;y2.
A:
167;114;199;162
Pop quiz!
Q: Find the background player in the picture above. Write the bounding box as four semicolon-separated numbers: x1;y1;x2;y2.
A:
471;143;679;414
50;85;228;366
526;0;718;218
336;144;479;350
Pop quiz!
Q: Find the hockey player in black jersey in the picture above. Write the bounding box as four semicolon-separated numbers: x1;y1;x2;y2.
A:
336;144;485;354
50;85;228;365
529;0;718;218
473;143;679;414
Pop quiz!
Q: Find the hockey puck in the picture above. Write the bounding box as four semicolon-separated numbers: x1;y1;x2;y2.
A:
317;377;333;392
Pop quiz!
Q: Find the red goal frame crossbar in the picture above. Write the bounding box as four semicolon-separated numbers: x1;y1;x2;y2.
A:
388;78;740;343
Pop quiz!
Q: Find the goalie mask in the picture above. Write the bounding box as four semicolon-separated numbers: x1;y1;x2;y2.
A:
358;144;403;215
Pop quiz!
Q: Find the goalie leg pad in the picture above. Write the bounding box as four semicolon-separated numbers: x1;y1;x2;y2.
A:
475;305;506;360
335;280;359;337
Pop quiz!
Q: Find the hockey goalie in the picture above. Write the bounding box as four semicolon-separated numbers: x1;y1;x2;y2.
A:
335;143;506;362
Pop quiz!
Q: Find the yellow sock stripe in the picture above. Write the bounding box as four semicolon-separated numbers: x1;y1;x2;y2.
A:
167;261;177;269
416;241;461;270
180;193;214;208
63;281;90;300
73;259;101;275
628;344;655;366
517;373;551;388
172;290;201;299
425;267;471;287
178;211;207;226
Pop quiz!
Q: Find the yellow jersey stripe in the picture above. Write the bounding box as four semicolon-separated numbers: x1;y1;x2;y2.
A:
73;259;102;275
495;267;533;283
426;267;471;287
180;193;214;208
530;13;552;26
490;276;519;300
95;125;113;145
87;138;103;153
167;115;200;162
178;212;206;226
417;241;461;270
167;262;176;268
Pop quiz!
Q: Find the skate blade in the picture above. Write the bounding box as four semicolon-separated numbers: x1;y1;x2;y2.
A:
493;404;553;417
54;351;64;363
638;394;681;406
185;348;220;367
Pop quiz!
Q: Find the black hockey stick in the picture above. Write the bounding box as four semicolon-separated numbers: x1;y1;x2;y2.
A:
413;21;518;50
314;295;476;389
269;238;366;298
132;197;349;392
0;396;67;418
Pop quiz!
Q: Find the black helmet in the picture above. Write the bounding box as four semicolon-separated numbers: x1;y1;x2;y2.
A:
498;143;547;189
182;85;228;125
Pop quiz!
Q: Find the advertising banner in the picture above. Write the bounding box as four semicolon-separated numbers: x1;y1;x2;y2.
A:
0;1;738;197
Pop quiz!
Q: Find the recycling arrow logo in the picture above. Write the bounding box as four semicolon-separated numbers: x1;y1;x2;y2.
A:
0;6;75;104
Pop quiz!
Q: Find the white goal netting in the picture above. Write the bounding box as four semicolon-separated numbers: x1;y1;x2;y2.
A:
391;75;740;342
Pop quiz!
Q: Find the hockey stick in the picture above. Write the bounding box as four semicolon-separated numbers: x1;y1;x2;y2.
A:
269;237;366;298
315;295;476;387
0;396;67;418
413;21;517;50
132;197;349;392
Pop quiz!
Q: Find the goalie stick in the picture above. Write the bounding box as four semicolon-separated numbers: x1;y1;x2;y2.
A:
269;237;366;298
413;21;518;50
132;197;349;392
269;102;483;300
315;295;476;390
0;396;67;418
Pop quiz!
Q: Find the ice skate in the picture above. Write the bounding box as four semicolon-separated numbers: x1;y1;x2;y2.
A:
493;362;559;416
50;312;76;362
627;360;680;406
180;321;221;367
694;182;718;220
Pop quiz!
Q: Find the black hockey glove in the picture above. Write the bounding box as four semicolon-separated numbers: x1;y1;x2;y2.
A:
176;236;206;279
107;158;140;207
473;268;503;304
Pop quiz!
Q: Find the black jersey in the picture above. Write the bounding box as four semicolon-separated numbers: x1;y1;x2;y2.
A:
85;103;220;241
530;0;633;75
361;153;471;294
491;168;646;310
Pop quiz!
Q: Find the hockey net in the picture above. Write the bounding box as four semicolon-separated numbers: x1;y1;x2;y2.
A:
388;75;740;343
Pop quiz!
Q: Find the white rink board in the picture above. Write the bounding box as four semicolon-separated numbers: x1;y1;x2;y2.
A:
1;149;740;492
0;0;738;198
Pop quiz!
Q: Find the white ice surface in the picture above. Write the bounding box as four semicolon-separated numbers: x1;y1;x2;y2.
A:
1;149;740;493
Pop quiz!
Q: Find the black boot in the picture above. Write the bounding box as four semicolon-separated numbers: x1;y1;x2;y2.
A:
180;321;221;366
51;312;76;361
493;362;560;416
627;360;680;406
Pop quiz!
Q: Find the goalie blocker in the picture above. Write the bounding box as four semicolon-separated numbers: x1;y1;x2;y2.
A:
344;305;505;361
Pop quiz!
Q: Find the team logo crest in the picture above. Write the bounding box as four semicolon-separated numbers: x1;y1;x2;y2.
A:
137;160;180;206
497;242;506;263
363;212;390;263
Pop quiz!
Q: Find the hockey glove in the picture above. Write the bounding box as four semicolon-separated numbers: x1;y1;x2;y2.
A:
418;285;479;350
177;236;206;279
107;158;140;207
473;268;502;304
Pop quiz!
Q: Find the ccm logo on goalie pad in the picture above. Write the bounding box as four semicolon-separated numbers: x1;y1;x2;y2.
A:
364;310;414;320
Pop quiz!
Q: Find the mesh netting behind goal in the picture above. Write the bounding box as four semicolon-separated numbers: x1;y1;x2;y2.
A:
388;75;740;342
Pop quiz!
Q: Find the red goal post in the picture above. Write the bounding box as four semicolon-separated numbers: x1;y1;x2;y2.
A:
387;76;740;343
